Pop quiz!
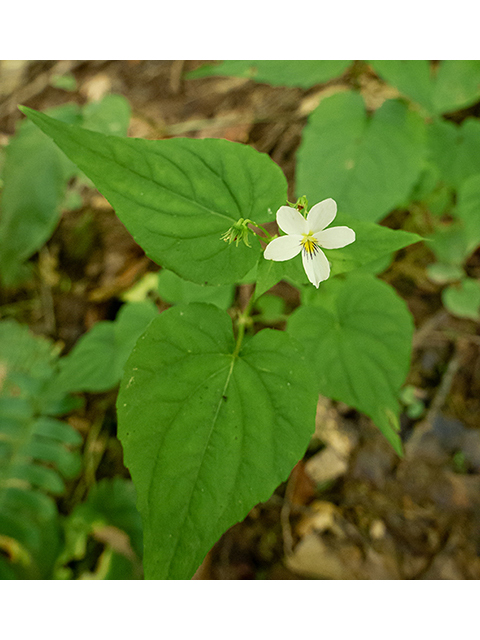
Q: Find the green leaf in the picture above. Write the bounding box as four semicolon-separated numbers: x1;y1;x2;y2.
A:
9;460;65;494
455;174;480;254
187;60;352;88
433;61;480;114
453;118;480;188
254;295;286;324
117;303;318;579
0;319;57;387
370;60;480;115
82;94;131;137
157;269;234;309
255;251;308;299
426;118;459;187
50;72;77;91
426;262;464;284
428;224;469;266
255;213;422;297
22;437;80;478
33;416;83;445
425;117;480;190
0;105;80;285
325;214;422;276
20;106;287;285
0;320;82;578
54;301;158;393
442;278;480;321
296;93;426;222
0;97;129;287
287;272;414;455
369;60;435;113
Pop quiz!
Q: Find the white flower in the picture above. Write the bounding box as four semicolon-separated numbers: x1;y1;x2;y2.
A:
263;198;355;288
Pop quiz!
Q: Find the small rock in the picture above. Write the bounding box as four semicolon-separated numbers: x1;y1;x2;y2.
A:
314;397;359;457
80;73;112;102
296;501;345;538
369;519;387;540
305;447;348;484
286;534;359;580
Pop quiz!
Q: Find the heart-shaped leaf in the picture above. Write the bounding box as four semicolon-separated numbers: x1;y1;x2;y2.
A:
296;93;426;222
287;272;414;454
370;60;480;115
117;303;317;579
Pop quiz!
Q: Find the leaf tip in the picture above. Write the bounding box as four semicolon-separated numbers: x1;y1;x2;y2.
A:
18;105;41;122
18;105;38;122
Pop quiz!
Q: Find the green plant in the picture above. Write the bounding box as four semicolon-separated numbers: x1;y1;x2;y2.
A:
3;60;480;580
17;92;420;579
0;320;82;578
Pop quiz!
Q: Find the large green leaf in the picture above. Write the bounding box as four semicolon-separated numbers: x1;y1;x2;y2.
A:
20;106;287;285
187;60;352;88
287;272;414;454
117;303;317;579
296;93;426;222
370;60;480;115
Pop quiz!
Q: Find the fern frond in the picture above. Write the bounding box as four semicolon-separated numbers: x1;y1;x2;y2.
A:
0;320;82;578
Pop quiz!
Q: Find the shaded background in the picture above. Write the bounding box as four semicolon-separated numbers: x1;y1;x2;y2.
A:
1;60;480;579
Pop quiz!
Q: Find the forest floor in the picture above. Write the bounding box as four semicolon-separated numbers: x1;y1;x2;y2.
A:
1;60;480;579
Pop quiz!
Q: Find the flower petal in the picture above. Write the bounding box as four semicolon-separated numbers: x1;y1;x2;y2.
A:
307;198;337;233
276;206;308;235
264;234;302;261
315;226;356;249
302;248;330;288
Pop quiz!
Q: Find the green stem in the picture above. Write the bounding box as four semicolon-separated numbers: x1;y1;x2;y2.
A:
232;289;256;358
257;226;275;242
248;221;275;243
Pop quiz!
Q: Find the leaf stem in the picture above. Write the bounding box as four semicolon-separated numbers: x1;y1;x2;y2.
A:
233;289;256;358
251;223;275;243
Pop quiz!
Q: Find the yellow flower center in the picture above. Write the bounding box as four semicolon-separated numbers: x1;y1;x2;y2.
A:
301;232;319;258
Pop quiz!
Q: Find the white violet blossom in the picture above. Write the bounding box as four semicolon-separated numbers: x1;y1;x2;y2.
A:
264;198;355;288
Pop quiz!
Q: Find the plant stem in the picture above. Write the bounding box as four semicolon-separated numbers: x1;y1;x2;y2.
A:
253;223;275;243
232;288;256;358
